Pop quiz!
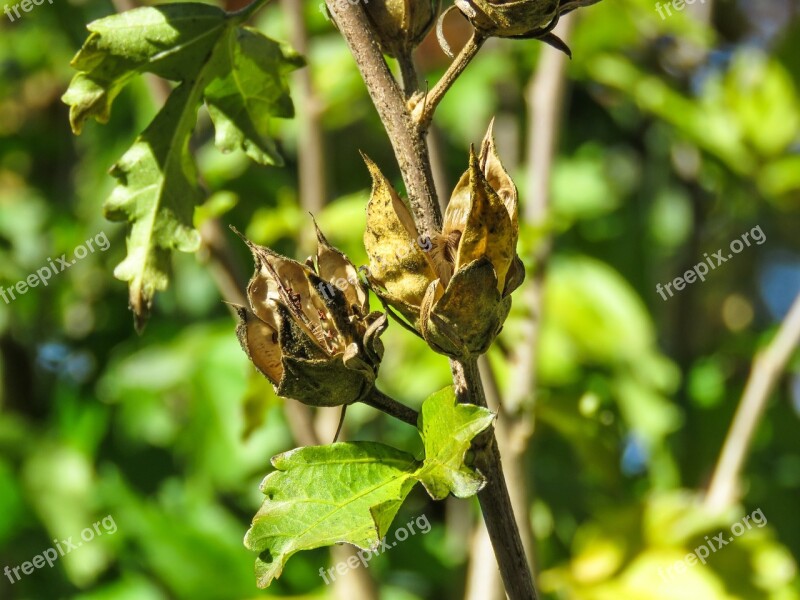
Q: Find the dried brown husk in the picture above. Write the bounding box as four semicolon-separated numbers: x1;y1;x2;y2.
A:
235;226;387;407
364;0;441;57
362;121;524;358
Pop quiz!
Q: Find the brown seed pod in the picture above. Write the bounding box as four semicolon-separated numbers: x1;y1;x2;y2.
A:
364;0;441;58
363;120;524;358
234;223;387;407
450;0;602;55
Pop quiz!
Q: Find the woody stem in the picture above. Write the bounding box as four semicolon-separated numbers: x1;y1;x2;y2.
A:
451;358;539;599
324;1;442;237
326;3;537;599
413;31;485;130
362;389;419;426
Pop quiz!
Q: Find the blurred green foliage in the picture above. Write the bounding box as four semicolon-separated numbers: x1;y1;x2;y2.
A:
0;0;799;599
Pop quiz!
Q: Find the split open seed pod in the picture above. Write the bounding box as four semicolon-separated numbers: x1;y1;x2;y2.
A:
235;223;387;407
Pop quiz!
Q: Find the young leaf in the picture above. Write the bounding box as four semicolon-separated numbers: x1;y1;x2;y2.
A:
244;442;420;588
416;386;495;499
245;387;496;588
63;4;302;330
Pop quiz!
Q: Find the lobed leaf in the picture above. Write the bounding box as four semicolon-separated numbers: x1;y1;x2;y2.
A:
416;386;496;499
245;386;495;587
63;4;228;134
104;82;204;333
204;27;304;166
63;4;302;330
244;442;419;588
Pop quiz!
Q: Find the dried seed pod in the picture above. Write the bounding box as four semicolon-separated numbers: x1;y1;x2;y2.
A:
452;0;601;54
235;223;387;407
364;0;441;58
363;120;524;358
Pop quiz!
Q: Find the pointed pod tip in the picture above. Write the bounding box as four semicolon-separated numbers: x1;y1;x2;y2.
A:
308;212;329;245
467;144;482;170
229;302;248;318
485;117;496;139
229;225;249;244
358;150;373;166
479;119;499;168
361;153;391;189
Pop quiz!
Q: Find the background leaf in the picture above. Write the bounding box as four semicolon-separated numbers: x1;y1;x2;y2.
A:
204;27;304;166
104;82;204;332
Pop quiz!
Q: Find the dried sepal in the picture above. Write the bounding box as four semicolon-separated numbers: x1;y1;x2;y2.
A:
423;258;511;356
452;147;514;292
479;120;518;237
313;218;369;317
363;154;437;310
236;307;283;384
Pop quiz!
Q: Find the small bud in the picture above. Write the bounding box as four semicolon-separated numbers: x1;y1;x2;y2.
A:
363;121;524;358
365;0;441;58
235;223;387;407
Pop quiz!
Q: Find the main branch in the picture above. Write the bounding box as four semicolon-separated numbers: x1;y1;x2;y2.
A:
324;3;537;598
452;359;539;599
324;2;441;236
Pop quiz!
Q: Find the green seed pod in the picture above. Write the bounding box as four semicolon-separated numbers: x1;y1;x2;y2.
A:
364;0;441;58
235;223;387;407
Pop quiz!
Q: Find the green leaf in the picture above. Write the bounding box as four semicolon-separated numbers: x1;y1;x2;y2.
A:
244;442;419;588
104;82;204;333
204;27;304;166
244;387;496;588
416;386;495;499
63;4;228;134
63;4;301;330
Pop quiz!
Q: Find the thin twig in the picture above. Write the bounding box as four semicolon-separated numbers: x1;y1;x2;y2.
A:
361;389;419;426
413;32;485;130
507;14;576;415
705;292;800;512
